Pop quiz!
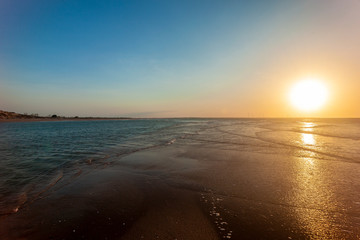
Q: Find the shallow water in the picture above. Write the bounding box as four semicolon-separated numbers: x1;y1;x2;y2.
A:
0;119;209;215
1;118;359;238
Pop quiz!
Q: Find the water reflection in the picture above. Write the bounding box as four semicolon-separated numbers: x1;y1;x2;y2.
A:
301;122;315;132
292;122;340;239
302;133;315;145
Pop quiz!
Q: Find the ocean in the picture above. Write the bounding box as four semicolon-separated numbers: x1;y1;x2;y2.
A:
1;118;359;239
0;119;203;215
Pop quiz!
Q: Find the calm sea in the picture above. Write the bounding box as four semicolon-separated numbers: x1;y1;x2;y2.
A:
1;118;359;216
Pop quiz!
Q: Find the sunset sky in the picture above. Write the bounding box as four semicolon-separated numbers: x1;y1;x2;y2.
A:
1;0;360;117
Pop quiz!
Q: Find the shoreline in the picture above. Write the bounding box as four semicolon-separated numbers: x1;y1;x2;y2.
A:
1;142;359;239
0;145;219;239
1;115;360;123
0;117;134;123
1;120;359;239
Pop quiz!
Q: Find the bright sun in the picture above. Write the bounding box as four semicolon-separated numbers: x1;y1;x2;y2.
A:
290;78;328;111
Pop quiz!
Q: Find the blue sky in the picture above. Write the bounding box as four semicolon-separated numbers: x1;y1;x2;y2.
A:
1;0;360;117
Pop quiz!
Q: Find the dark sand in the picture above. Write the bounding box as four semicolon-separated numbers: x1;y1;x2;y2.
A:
1;143;359;239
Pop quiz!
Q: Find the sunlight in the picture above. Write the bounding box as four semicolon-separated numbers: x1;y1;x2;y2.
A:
302;122;315;132
302;133;315;145
290;78;328;112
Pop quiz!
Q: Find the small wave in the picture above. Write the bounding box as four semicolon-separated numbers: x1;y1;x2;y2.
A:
13;192;27;213
0;188;31;216
167;138;176;145
72;169;82;178
48;170;64;188
31;170;64;202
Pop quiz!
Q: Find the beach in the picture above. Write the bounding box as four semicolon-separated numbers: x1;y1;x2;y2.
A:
2;0;360;238
0;119;359;239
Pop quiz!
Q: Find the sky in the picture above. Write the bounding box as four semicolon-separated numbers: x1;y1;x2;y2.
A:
1;0;360;117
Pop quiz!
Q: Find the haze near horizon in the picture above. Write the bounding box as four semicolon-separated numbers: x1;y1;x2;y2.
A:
1;0;360;118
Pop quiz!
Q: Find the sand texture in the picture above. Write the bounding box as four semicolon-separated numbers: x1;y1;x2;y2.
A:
1;138;359;239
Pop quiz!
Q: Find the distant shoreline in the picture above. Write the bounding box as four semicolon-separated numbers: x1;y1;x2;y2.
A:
0;117;133;123
0;109;134;122
1;110;359;121
2;117;360;123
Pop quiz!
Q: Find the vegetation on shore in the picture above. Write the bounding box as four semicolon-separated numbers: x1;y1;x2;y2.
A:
0;110;131;120
0;110;42;120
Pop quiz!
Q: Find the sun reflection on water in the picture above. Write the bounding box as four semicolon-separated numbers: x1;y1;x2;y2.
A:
302;122;315;128
301;122;315;132
292;122;341;239
302;133;315;145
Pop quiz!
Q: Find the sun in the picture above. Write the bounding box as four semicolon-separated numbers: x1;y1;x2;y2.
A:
290;78;328;111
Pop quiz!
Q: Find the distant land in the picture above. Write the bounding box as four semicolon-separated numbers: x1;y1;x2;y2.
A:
0;110;132;122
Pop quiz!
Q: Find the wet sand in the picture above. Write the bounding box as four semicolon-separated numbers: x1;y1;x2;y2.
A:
1;142;359;239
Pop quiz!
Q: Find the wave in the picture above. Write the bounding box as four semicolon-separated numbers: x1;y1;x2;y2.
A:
187;124;360;164
1;119;358;219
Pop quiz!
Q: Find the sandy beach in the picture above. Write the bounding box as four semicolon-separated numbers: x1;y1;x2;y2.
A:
1;146;220;240
2;0;360;238
1;134;359;240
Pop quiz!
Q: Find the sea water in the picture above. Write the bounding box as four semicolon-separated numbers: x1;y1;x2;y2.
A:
1;118;359;217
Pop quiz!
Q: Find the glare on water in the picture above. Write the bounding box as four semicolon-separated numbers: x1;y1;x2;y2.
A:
302;133;315;145
293;122;344;239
